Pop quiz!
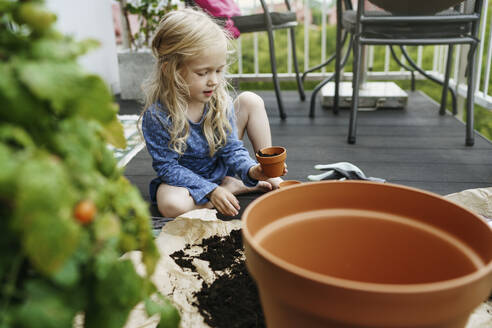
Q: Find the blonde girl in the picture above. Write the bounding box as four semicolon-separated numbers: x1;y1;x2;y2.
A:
141;8;285;218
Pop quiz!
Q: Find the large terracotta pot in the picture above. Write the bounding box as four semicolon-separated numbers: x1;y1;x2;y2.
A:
368;0;465;15
242;181;492;328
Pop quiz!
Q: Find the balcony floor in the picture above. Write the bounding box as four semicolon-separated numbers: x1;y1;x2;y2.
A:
119;90;492;220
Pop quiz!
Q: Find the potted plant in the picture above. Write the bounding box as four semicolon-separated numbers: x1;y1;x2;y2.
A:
0;1;179;327
116;0;183;100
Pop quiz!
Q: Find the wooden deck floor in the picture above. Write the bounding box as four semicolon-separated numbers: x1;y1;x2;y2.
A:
120;90;492;219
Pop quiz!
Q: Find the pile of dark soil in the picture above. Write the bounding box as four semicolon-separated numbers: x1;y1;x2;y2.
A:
169;229;266;328
256;150;280;157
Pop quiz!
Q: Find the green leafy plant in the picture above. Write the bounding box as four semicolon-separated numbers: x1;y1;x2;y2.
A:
118;0;183;50
0;1;179;327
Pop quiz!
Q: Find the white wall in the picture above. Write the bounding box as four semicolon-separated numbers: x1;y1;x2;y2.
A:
46;0;120;94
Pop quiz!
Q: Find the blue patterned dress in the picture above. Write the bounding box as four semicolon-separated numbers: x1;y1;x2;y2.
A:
142;101;258;205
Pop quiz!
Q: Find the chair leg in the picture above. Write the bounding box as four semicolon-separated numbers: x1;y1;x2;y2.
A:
309;75;334;118
334;7;343;116
309;35;353;118
440;45;454;116
302;53;336;83
400;46;457;115
348;39;362;144
302;30;351;82
389;46;415;92
465;43;477;146
266;28;286;120
289;27;305;101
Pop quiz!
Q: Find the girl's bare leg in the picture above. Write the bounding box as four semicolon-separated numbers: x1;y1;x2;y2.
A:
156;183;212;218
234;91;283;189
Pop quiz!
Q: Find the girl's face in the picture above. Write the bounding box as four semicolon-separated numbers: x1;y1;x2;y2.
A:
181;40;227;111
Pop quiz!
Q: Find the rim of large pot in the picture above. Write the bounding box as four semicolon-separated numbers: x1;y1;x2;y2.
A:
242;181;492;294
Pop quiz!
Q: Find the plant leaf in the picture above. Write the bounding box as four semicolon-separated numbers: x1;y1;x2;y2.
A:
73;74;117;124
31;37;100;60
145;295;180;328
17;60;84;115
14;280;78;328
85;259;145;328
13;153;81;275
101;117;127;149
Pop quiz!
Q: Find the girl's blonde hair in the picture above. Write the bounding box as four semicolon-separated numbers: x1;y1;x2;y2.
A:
141;8;233;156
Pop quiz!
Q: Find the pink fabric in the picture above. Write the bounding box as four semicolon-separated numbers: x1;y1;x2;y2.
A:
194;0;242;38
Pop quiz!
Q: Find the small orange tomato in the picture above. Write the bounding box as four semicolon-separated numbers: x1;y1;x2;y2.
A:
74;200;97;224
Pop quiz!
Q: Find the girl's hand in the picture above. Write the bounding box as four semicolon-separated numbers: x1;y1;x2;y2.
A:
208;186;240;216
248;163;288;181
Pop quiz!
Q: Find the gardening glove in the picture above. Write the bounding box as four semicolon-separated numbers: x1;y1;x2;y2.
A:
307;162;385;183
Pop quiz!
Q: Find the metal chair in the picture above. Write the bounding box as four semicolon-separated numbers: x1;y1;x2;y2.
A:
305;0;418;118
187;0;305;119
333;0;484;146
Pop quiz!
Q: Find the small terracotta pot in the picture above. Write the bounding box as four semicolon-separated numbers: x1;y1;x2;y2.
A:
255;146;286;178
242;181;492;328
279;180;302;188
368;0;464;15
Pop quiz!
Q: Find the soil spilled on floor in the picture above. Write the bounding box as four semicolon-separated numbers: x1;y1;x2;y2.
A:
169;229;265;328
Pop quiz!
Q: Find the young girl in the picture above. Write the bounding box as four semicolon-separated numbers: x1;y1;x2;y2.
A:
141;8;286;218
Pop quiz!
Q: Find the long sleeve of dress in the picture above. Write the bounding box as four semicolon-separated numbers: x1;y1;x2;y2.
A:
142;108;218;204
